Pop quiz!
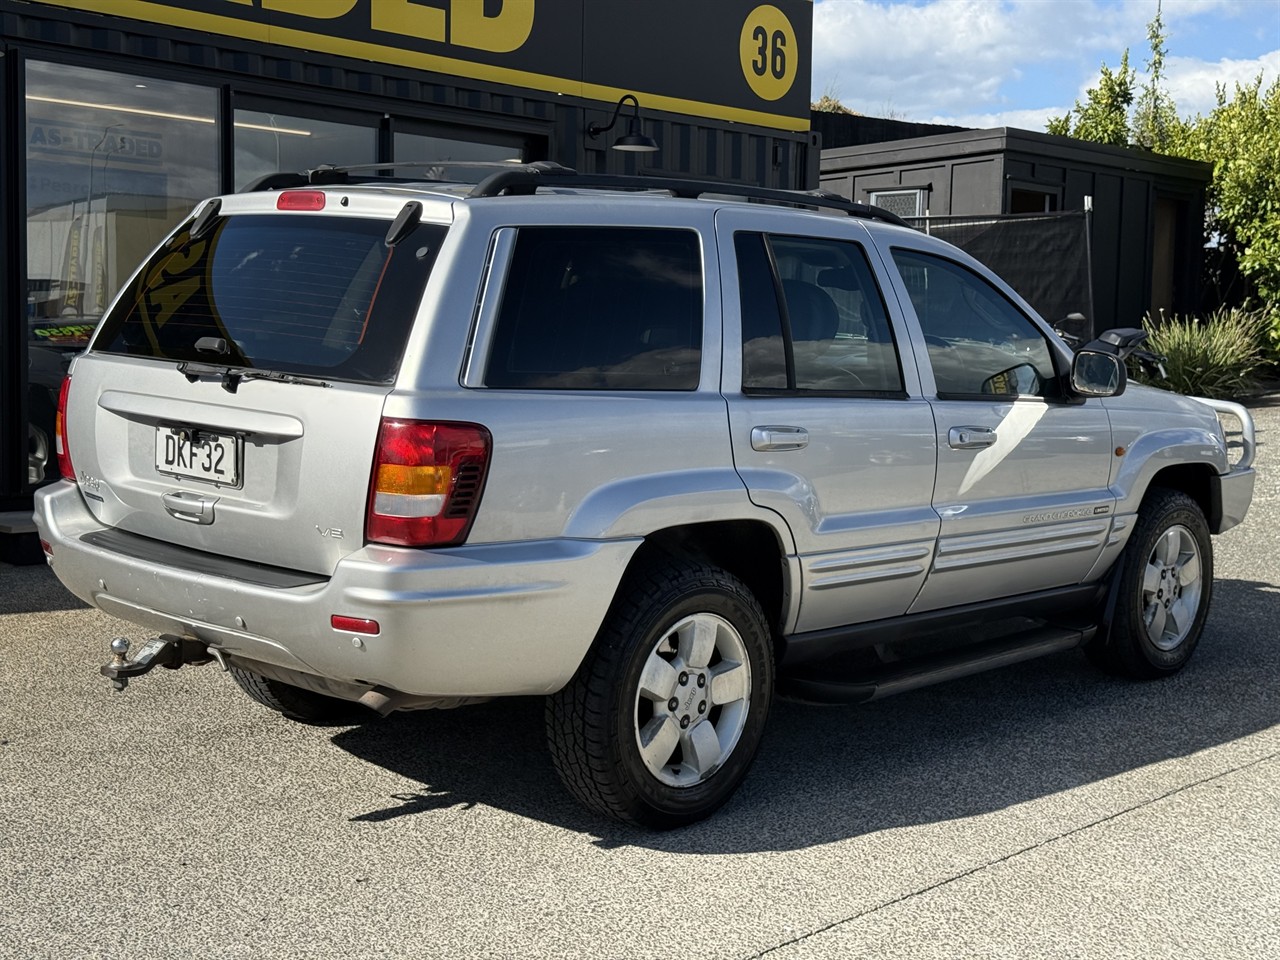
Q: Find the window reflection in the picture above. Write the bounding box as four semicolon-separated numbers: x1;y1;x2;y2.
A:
393;132;521;181
24;60;218;487
234;110;376;190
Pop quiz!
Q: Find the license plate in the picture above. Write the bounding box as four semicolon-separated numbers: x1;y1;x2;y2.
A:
155;427;240;486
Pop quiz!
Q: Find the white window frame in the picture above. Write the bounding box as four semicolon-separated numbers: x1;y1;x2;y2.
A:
868;188;926;218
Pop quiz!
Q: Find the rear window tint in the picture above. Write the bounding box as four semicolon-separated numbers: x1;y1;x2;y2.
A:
484;226;702;390
94;214;446;383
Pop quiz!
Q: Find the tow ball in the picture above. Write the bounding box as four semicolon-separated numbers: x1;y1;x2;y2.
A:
101;635;221;692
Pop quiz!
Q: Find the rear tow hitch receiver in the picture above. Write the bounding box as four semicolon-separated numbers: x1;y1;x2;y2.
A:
101;635;216;692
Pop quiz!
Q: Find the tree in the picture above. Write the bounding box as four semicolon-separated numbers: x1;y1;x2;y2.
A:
1176;77;1280;317
811;94;856;114
1048;8;1278;346
1133;4;1182;151
1047;50;1135;146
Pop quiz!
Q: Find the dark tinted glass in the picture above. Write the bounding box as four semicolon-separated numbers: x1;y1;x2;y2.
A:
737;232;904;395
95;215;446;383
891;248;1057;398
770;236;903;393
735;233;788;390
485;227;702;390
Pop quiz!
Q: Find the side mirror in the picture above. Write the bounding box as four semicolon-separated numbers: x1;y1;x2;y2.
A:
1070;349;1126;398
1078;327;1167;382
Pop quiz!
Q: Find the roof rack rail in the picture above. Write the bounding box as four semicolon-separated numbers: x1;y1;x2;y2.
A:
468;165;911;227
238;160;910;227
240;160;554;193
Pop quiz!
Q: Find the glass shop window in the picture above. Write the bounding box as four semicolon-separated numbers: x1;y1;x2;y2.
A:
234;108;377;191
24;60;218;487
393;131;523;182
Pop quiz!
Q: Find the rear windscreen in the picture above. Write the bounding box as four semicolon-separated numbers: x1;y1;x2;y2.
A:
94;214;447;383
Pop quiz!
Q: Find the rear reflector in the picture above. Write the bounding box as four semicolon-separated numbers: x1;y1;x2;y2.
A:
331;615;380;635
40;540;52;559
366;419;491;547
55;376;75;482
276;190;326;211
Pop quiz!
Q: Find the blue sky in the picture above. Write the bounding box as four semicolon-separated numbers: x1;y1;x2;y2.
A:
811;0;1280;129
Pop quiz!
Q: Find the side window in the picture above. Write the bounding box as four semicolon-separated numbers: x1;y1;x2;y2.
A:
736;232;903;395
891;249;1058;399
484;227;702;390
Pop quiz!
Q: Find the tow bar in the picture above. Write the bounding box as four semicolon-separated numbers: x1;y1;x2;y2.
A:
101;635;222;691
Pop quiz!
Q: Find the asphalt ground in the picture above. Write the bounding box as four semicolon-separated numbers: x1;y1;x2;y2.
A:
1;404;1277;959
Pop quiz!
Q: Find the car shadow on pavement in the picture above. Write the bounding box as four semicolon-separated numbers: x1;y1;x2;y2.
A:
333;575;1280;853
0;562;90;614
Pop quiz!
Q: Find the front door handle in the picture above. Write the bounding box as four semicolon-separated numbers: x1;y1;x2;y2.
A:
751;425;809;452
948;426;997;449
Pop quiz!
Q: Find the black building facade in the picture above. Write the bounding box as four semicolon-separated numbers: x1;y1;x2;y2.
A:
819;125;1213;338
1;0;817;515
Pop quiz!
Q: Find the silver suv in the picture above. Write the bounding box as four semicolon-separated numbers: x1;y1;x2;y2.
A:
34;163;1256;828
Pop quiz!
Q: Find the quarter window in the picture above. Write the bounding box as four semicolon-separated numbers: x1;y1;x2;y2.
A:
484;227;702;390
737;233;903;395
891;248;1058;398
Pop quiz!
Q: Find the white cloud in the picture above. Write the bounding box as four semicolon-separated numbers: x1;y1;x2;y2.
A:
811;0;1130;118
927;106;1071;131
1163;50;1280;116
810;0;1278;131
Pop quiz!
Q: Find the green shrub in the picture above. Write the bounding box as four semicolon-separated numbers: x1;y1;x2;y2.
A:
1134;306;1271;398
1266;302;1280;362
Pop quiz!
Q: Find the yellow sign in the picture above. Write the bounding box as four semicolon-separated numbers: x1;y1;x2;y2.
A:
33;0;812;131
740;5;798;102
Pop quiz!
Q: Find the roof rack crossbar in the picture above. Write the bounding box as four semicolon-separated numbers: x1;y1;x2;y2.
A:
468;167;911;226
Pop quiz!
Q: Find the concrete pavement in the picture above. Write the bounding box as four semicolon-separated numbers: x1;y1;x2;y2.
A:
1;405;1277;959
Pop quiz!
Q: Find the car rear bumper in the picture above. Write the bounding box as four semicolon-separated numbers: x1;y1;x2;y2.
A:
34;482;638;697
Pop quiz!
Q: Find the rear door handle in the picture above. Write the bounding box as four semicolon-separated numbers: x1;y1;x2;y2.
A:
751;426;809;452
162;490;218;525
948;426;997;449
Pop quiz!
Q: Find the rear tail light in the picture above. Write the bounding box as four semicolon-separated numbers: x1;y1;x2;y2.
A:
366;419;491;547
55;376;75;482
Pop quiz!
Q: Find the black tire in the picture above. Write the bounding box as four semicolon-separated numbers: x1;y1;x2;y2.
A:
229;666;373;726
1087;488;1213;679
546;559;774;829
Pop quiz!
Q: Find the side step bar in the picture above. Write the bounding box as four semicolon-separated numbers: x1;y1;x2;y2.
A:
778;624;1095;705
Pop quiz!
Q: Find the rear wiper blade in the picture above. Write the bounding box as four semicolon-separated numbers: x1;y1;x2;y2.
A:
237;369;332;388
177;361;331;392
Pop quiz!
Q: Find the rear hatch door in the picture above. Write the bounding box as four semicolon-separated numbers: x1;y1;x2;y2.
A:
66;190;451;575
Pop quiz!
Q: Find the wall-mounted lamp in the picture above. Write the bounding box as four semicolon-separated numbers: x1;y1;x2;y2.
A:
587;93;659;153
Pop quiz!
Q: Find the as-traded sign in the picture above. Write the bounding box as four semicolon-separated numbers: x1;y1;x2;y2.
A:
37;0;813;131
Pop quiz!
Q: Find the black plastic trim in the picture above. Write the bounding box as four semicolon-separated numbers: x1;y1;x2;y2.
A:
468;165;912;225
779;582;1107;668
80;528;328;589
780;624;1094;704
238;161;909;225
1208;473;1225;533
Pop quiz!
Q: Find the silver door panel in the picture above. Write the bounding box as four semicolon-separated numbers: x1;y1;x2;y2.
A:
910;398;1115;612
714;209;939;632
